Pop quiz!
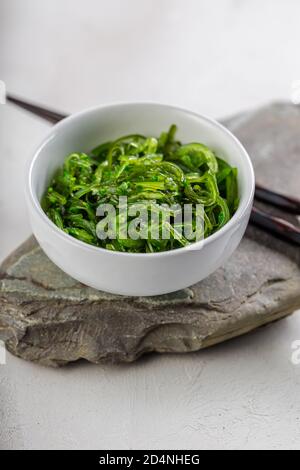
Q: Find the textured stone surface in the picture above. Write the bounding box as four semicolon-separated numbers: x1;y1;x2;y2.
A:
1;102;300;367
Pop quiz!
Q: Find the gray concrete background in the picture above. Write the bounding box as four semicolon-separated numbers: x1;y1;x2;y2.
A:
1;0;300;450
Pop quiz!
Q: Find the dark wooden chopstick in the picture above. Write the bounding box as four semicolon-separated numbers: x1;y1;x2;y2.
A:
6;93;300;245
7;94;67;124
255;183;300;215
250;207;300;245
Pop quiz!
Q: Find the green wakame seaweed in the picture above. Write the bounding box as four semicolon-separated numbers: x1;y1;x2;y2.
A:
42;126;239;253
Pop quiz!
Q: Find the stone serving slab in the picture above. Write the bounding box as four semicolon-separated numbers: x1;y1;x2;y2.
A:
0;102;300;367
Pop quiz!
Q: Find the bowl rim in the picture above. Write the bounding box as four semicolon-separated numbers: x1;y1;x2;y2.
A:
26;101;255;258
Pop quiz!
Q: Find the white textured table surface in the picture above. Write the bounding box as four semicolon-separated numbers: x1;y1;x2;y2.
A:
1;0;300;450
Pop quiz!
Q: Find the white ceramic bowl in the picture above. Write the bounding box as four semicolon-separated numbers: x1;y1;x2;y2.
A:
26;103;254;296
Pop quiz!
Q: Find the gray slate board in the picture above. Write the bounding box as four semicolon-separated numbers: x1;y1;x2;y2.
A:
0;102;300;367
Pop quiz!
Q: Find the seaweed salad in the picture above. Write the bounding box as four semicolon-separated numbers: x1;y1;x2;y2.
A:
42;125;239;253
